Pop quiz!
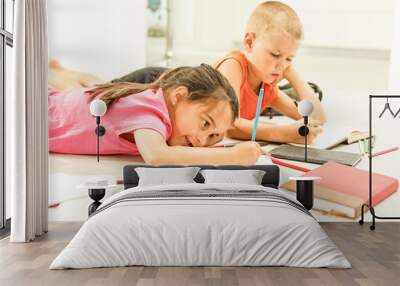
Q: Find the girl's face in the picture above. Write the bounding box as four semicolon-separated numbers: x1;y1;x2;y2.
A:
167;87;233;147
244;30;300;85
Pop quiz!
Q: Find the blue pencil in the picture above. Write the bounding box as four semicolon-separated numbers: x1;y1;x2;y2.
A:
251;87;264;141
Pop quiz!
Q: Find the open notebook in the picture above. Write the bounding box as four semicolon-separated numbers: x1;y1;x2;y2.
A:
270;144;363;166
305;124;372;150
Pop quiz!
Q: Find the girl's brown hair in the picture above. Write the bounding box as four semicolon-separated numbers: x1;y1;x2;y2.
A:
86;64;239;122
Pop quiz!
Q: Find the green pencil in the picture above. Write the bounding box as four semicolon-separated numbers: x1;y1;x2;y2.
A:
363;138;368;154
358;140;364;154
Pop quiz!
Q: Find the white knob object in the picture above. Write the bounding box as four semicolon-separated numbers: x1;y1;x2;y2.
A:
89;99;107;117
298;99;314;117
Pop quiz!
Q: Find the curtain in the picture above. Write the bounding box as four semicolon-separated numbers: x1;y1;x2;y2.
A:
7;0;48;242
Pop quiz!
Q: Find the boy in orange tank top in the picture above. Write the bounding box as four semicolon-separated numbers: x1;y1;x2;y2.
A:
215;1;326;144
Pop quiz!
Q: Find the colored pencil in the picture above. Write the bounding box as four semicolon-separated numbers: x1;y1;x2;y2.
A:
251;87;264;141
371;146;399;158
270;157;311;173
48;195;87;208
209;141;269;148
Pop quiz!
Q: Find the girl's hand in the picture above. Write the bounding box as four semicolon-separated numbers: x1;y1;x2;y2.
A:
287;119;323;144
231;141;267;164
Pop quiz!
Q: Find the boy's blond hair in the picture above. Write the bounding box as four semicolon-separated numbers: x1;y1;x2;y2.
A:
245;1;303;40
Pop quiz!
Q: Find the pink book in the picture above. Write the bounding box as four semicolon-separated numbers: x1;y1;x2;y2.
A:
281;161;398;218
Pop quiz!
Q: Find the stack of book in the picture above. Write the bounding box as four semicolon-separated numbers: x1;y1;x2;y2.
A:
280;161;398;219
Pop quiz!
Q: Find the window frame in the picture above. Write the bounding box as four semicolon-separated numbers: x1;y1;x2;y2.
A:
0;0;14;236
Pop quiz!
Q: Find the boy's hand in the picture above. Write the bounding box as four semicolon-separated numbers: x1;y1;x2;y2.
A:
271;65;295;86
282;65;295;79
287;119;323;144
231;141;267;164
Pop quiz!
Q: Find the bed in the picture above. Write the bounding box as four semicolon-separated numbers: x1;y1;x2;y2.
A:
50;164;350;269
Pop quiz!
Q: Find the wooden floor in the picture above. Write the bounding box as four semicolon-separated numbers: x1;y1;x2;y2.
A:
0;222;399;286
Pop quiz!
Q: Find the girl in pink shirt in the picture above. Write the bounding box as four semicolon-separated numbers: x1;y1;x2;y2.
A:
49;63;267;165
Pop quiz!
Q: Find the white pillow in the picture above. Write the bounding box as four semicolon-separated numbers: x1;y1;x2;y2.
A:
200;169;266;185
135;167;201;186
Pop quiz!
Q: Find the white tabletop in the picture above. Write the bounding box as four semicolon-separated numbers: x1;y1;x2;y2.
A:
76;184;118;190
289;176;321;181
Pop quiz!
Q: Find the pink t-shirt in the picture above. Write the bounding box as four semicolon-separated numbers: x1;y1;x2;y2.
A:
48;87;172;155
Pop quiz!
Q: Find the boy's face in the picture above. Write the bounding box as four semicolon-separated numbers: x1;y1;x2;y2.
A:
167;87;233;147
244;31;300;84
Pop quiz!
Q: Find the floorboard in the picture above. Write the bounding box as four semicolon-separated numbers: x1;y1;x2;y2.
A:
0;222;399;286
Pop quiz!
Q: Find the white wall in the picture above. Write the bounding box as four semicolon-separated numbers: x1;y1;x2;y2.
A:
170;0;395;57
48;0;147;80
285;0;395;50
389;1;400;91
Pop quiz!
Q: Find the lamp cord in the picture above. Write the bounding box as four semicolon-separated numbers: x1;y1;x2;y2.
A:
97;126;100;162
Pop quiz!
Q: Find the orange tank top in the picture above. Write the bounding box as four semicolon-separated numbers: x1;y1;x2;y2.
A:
214;51;278;120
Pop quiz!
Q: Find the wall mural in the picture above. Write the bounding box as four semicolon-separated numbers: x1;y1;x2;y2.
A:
47;1;399;225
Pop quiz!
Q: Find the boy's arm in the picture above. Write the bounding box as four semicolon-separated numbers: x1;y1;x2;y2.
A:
227;118;323;144
272;66;326;124
216;59;242;117
268;90;302;121
227;118;286;142
134;129;264;165
216;58;324;143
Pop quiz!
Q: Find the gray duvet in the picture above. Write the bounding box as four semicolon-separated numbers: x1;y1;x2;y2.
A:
50;183;351;269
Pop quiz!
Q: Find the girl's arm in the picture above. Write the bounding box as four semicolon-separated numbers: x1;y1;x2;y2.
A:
134;129;265;165
270;66;326;124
